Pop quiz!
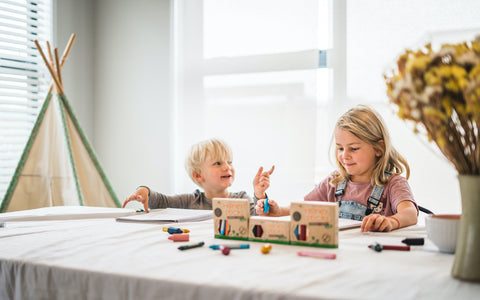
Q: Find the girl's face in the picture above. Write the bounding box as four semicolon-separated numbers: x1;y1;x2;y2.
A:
335;129;382;182
195;154;235;192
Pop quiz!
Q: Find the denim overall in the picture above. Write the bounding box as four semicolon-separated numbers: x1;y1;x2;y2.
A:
335;173;390;221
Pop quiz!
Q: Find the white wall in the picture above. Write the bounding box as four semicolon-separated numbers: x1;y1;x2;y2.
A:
54;0;95;137
55;0;174;203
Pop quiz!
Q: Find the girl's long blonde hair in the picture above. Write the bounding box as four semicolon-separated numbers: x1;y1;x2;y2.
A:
331;105;410;187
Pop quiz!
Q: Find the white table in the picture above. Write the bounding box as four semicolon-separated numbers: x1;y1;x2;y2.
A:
1;210;479;300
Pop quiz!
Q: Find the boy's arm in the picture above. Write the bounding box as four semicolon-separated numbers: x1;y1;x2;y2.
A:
253;166;275;199
149;190;200;210
122;186;150;212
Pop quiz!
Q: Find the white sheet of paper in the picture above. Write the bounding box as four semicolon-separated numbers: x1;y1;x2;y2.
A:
116;208;213;223
0;206;137;222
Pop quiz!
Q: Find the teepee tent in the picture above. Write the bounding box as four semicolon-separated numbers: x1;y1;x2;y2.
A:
0;34;120;212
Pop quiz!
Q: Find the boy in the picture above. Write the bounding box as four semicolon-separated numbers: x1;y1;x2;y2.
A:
122;138;274;215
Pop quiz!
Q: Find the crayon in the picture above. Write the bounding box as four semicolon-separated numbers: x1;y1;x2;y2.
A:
178;241;205;251
264;193;270;214
163;227;190;234
168;233;189;242
297;251;336;260
369;242;410;252
209;244;250;250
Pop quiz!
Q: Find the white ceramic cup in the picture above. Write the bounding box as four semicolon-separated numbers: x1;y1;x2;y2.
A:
425;214;461;254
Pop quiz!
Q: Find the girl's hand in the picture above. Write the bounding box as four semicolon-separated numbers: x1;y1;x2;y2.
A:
122;187;150;212
361;214;398;232
361;201;418;232
253;166;275;199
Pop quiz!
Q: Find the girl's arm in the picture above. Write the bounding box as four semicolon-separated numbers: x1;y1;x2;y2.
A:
361;200;418;232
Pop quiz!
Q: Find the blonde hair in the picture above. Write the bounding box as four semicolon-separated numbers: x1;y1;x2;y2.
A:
185;138;233;186
331;105;410;187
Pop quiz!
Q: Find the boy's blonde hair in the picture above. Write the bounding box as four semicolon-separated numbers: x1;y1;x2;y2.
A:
331;105;410;187
185;138;233;186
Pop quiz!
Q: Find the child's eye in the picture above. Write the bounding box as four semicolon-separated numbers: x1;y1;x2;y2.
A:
227;161;233;165
351;147;359;151
213;162;221;166
337;147;344;152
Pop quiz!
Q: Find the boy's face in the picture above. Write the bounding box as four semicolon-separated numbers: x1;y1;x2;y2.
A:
195;154;235;191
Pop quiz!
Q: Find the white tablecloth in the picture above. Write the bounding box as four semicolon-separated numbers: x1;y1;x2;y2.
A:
1;211;479;300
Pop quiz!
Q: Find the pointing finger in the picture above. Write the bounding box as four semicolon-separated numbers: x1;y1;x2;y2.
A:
255;166;264;179
267;165;275;175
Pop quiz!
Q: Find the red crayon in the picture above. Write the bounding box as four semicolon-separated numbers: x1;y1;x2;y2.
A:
369;242;410;252
168;233;190;242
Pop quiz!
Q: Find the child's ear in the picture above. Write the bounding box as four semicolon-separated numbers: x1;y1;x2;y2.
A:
376;139;385;157
193;171;204;183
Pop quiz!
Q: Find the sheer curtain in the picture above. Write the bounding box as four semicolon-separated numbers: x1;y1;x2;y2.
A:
175;0;480;212
174;0;331;204
346;0;480;213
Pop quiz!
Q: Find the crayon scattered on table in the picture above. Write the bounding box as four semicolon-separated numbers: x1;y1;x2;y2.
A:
178;241;204;251
261;244;272;254
209;244;250;250
401;238;424;246
297;251;336;260
368;242;410;252
220;246;231;256
168;233;190;242
163;226;190;234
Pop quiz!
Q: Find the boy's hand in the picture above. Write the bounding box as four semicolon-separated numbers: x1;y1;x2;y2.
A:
361;214;398;232
255;198;281;216
253;165;275;199
122;187;150;212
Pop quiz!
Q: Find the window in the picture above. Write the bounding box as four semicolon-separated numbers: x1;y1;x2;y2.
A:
176;0;479;213
0;0;52;201
346;0;480;213
175;0;331;204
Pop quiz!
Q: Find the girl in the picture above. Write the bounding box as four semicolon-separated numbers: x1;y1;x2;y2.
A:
255;105;418;232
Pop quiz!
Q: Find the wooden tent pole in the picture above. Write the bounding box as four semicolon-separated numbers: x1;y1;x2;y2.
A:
46;41;54;66
34;40;64;95
59;34;77;67
54;48;63;87
46;33;77;94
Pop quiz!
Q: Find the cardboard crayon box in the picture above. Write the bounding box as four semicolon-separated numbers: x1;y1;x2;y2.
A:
213;198;250;240
249;216;291;244
289;201;339;248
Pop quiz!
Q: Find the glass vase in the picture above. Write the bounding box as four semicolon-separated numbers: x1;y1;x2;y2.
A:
451;175;480;281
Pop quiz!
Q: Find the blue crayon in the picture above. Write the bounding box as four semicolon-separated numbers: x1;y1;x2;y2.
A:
263;193;270;214
209;244;250;250
163;226;189;234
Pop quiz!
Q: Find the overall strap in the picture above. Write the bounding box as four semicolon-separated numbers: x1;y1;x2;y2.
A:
365;184;384;215
335;180;347;197
335;171;392;215
365;171;391;215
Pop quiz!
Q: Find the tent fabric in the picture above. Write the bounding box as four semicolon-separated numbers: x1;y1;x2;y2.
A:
1;92;120;212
